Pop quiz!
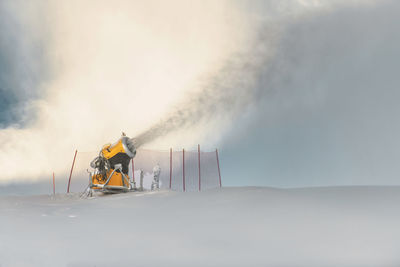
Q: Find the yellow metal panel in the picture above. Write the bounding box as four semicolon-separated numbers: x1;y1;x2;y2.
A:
91;170;130;190
101;139;126;159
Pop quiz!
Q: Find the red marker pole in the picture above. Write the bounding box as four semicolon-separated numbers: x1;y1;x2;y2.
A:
182;148;185;192
216;149;222;188
67;150;78;193
198;144;201;191
52;172;55;196
169;148;172;189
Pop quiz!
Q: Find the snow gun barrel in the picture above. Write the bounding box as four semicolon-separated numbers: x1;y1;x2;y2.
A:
101;136;137;161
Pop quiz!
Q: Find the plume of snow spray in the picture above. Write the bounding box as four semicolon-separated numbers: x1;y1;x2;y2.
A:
133;30;279;147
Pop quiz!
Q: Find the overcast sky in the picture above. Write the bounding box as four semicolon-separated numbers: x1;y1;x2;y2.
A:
220;0;400;187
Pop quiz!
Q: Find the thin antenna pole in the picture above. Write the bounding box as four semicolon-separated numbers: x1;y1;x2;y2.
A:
183;148;185;192
216;149;222;188
52;172;55;196
67;150;78;193
198;144;201;191
169;148;172;189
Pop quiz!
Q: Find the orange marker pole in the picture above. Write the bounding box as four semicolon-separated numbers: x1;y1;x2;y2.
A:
169;148;172;189
67;150;77;193
198;144;201;191
53;172;55;196
216;149;222;188
182;148;185;192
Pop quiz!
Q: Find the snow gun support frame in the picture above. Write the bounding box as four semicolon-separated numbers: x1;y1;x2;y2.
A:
89;164;132;192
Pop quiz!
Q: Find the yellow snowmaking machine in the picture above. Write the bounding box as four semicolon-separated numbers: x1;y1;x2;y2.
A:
88;134;137;193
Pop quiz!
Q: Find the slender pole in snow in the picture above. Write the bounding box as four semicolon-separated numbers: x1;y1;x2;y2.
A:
216;149;222;188
139;170;144;191
67;150;77;193
169;148;172;189
52;172;55;196
183;148;185;192
198;144;201;191
131;159;135;183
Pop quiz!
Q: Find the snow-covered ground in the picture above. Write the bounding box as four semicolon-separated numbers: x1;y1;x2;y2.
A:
1;186;400;267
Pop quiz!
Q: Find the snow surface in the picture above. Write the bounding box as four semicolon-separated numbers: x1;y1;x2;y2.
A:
1;186;400;267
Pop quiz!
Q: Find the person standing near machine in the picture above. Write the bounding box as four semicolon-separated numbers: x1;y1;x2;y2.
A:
151;164;161;191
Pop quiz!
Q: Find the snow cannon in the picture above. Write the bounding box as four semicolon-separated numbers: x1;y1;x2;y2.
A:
89;134;136;193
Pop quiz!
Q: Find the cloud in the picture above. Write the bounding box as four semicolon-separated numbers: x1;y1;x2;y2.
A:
0;0;249;182
0;0;49;128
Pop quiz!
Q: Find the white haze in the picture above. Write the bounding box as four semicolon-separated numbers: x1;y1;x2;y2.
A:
0;0;387;183
219;0;400;187
0;0;249;182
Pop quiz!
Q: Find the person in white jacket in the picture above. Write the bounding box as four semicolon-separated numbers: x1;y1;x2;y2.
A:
151;164;161;191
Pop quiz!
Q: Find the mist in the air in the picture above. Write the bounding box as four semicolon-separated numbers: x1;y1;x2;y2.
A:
220;0;400;187
1;0;400;187
0;0;250;182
